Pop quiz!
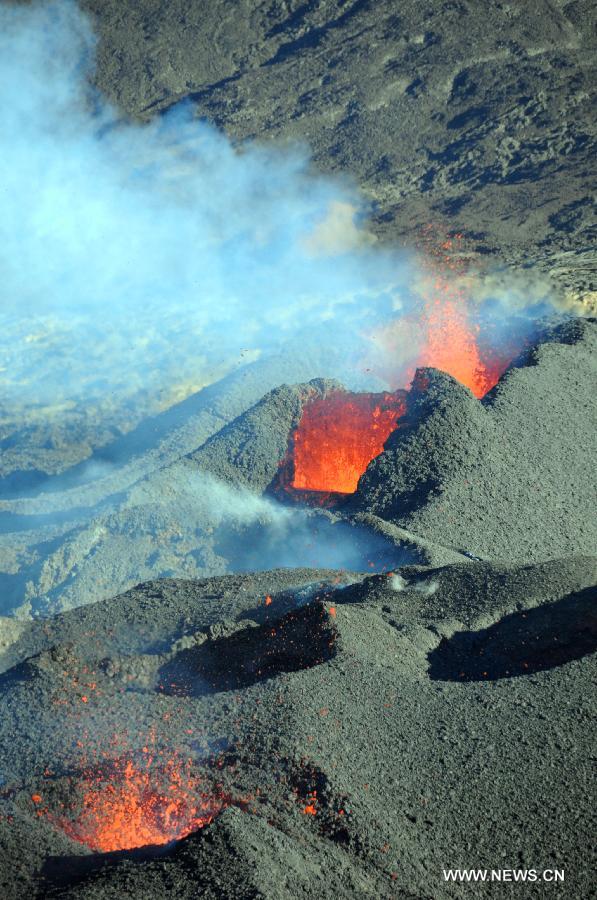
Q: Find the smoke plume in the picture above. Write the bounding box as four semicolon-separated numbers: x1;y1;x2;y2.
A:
0;0;573;618
0;1;560;424
0;0;411;416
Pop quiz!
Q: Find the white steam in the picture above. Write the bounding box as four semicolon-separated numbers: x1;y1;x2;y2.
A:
127;469;404;574
0;1;565;616
389;573;439;596
389;574;409;592
3;469;407;617
0;0;411;414
0;0;561;436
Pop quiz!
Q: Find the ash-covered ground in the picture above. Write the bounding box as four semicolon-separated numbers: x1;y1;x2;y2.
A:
1;558;595;898
0;2;596;898
0;316;595;898
1;318;595;617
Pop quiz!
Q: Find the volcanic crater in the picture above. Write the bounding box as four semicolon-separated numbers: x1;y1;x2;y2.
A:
0;317;595;898
0;1;596;897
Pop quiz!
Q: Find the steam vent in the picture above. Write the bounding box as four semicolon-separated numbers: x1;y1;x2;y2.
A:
0;2;595;899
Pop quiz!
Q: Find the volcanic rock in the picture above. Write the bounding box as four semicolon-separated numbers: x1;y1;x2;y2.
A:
0;3;594;898
2;316;594;618
0;373;416;618
0;558;594;897
82;0;596;300
158;599;339;696
353;317;597;562
185;378;342;492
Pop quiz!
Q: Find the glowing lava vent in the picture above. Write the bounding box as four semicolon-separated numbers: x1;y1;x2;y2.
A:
414;297;506;398
279;234;525;500
54;756;228;852
372;294;514;400
286;390;407;495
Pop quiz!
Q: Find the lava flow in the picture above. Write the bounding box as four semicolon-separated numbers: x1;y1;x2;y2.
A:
53;756;227;852
289;390;406;494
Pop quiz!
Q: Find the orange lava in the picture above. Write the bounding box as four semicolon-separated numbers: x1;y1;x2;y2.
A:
414;294;502;398
58;757;225;852
283;231;518;496
290;391;406;494
369;229;516;398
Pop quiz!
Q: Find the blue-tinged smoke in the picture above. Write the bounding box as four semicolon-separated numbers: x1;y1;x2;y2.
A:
0;0;563;435
0;1;567;618
0;0;413;414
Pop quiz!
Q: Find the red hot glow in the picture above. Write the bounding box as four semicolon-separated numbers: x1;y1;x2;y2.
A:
290;390;406;494
285;241;518;496
53;756;226;852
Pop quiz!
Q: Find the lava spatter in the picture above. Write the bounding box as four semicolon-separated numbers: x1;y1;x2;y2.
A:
52;755;228;852
287;390;406;495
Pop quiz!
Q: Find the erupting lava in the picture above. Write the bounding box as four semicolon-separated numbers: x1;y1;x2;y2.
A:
55;756;226;852
413;294;505;398
283;234;518;497
366;229;520;398
289;391;406;494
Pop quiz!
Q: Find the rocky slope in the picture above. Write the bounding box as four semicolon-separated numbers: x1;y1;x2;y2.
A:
0;558;595;898
1;318;595;617
0;4;595;896
83;0;596;300
353;317;597;562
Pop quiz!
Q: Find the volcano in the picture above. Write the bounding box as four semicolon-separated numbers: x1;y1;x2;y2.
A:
276;389;407;500
0;318;596;898
1;558;595;897
44;755;229;853
1;0;596;897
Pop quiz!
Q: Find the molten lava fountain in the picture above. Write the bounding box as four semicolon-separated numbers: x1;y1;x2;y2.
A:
290;391;406;494
284;240;517;498
52;755;227;852
415;293;500;398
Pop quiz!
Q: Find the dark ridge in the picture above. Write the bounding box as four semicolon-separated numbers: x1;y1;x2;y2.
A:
265;2;318;39
40;838;183;894
262;0;371;66
446;105;491;131
0;468;51;498
141;73;243;115
157;601;338;696
427;586;597;681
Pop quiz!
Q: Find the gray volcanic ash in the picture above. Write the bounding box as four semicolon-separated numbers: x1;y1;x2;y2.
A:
0;318;595;899
0;2;595;899
0;558;595;898
2;318;594;618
